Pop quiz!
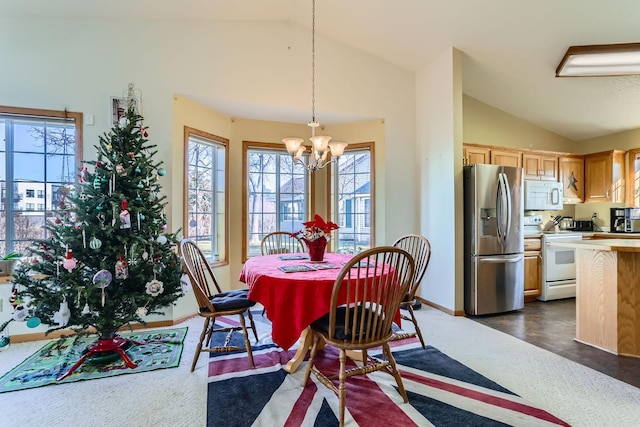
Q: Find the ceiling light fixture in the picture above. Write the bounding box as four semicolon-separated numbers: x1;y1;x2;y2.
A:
556;42;640;77
283;0;347;173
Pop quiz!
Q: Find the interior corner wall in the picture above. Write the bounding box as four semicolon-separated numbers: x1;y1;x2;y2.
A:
415;48;463;313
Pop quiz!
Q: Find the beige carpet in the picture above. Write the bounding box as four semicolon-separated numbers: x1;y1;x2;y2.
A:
0;306;639;426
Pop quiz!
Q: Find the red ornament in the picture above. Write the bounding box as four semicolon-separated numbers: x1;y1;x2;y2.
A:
140;126;148;137
96;161;102;167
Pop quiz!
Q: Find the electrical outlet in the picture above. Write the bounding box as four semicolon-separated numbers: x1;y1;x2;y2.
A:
593;212;598;218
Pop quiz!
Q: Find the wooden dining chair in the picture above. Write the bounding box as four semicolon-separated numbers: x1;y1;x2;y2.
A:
260;231;305;255
179;239;258;371
303;246;415;426
392;233;431;348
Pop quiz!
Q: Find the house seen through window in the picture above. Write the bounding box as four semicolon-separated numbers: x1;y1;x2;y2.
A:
0;107;82;255
184;127;228;262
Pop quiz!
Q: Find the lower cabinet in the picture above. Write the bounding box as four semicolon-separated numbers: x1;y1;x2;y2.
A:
524;237;542;302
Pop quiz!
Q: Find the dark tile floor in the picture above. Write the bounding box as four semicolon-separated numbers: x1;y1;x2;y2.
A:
469;298;640;389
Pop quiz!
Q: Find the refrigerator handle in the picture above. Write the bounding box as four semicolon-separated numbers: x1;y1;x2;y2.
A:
497;172;511;244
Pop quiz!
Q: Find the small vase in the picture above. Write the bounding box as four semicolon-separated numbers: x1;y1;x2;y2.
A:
305;237;328;262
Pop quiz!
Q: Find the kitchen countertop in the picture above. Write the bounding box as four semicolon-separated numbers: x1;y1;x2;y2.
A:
547;238;640;252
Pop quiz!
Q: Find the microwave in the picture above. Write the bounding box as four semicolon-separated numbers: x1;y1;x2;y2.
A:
524;180;563;211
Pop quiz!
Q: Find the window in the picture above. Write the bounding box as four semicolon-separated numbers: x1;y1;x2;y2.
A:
243;142;309;259
1;107;82;255
184;127;227;262
331;143;374;254
37;189;44;198
26;189;34;198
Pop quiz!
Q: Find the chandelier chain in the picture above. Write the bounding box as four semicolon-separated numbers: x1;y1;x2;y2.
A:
311;0;316;124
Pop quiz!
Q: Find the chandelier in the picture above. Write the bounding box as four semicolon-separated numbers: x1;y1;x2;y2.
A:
283;0;348;173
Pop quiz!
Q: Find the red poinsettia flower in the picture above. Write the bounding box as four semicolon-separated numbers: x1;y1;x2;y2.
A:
292;214;339;241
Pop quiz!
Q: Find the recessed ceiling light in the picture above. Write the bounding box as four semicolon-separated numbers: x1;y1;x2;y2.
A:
556;42;640;77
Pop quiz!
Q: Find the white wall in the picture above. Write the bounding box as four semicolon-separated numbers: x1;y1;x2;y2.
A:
415;48;463;313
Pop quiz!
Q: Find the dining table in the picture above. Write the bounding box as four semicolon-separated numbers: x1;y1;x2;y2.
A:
239;252;401;373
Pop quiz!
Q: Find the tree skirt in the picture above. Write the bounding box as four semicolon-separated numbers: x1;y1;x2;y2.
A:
206;315;569;426
0;327;187;393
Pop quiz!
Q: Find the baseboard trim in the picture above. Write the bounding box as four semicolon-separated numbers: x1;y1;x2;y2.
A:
7;315;198;344
416;297;465;316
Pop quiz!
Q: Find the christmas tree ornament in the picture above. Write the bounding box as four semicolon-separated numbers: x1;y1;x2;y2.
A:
0;333;9;350
93;270;113;288
96;204;103;211
100;176;108;183
79;166;88;182
135;193;142;203
13;305;28;322
136;307;148;317
156;235;168;245
53;299;71;327
93;176;101;189
79;192;88;201
82;303;91;315
142;250;149;261
26;316;41;328
115;256;129;280
63;249;77;272
145;277;164;297
136;182;144;189
119;117;130;128
115;164;126;176
135;166;141;174
120;200;131;229
140;126;148;137
128;152;135;159
148;192;157;202
157;167;167;176
89;236;102;249
93;269;113;307
97;213;107;230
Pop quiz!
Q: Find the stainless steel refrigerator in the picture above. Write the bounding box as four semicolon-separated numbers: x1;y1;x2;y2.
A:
464;164;524;315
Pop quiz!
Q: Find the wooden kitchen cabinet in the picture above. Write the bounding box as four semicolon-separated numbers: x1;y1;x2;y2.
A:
626;148;640;206
463;145;490;165
491;149;522;167
522;153;558;181
559;155;584;203
524;236;542;302
584;150;626;203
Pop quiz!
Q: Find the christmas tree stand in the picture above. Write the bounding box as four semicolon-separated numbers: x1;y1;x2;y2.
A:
57;336;141;381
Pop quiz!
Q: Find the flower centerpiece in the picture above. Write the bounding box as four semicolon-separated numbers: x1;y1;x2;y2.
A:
292;214;339;262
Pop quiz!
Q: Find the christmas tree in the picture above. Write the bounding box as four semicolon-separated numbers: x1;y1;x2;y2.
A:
6;84;183;344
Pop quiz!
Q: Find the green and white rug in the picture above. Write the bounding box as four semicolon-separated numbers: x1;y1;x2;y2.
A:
0;327;187;393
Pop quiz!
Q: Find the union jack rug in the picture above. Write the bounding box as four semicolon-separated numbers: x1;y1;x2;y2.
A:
206;312;568;427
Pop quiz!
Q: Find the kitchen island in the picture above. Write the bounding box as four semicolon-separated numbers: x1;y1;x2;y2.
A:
548;239;640;357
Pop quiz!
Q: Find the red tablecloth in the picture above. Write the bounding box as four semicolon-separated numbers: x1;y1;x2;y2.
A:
240;252;401;350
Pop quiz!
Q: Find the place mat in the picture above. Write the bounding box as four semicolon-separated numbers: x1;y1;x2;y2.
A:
0;327;187;393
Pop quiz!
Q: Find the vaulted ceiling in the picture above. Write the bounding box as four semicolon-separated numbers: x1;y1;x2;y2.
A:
4;0;640;141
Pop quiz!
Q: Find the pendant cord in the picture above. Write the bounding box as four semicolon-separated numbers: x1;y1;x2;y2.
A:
311;0;316;125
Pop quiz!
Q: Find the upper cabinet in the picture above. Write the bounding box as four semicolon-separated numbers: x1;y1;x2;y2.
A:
522;154;558;181
559;156;584;203
627;149;640;206
491;149;522;167
584;150;626;203
463;145;490;165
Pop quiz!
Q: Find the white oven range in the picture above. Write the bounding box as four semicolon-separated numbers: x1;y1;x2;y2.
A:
540;232;583;301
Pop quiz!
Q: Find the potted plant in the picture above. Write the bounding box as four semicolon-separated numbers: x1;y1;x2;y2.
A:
0;252;22;276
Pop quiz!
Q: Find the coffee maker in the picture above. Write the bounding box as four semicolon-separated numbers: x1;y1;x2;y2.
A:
611;208;626;233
